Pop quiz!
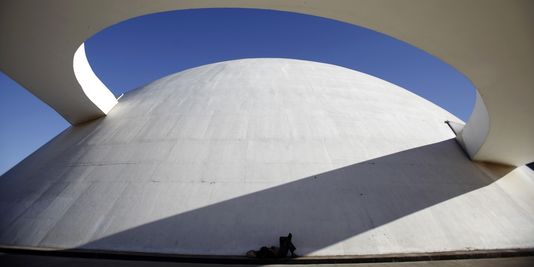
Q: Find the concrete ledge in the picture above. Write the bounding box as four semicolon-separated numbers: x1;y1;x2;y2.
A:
1;245;533;265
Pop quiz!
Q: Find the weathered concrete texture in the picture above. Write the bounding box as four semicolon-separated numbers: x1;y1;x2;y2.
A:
1;59;533;256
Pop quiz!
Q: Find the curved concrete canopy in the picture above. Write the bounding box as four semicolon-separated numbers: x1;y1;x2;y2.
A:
0;0;533;166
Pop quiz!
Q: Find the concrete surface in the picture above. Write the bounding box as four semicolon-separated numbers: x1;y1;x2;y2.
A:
1;1;533;166
1;59;533;256
1;253;534;267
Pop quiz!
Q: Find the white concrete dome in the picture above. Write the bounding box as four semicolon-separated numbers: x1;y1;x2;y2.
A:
1;59;533;256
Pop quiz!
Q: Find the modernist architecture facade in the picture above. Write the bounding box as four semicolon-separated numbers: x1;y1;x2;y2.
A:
1;59;534;256
0;0;533;259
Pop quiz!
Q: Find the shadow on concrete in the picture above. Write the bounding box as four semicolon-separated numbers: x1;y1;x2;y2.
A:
73;139;502;256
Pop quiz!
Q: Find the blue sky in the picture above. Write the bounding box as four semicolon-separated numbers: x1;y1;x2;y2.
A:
0;8;476;175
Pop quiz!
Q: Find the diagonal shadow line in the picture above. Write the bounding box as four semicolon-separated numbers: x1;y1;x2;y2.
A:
77;139;499;256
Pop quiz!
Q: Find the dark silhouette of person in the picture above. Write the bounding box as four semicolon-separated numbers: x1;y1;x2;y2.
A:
246;233;297;258
255;246;277;258
278;233;297;258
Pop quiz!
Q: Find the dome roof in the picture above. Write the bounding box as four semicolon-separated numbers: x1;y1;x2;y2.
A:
3;59;530;257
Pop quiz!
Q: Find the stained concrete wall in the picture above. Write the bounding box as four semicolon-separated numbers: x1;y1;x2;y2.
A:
1;59;533;256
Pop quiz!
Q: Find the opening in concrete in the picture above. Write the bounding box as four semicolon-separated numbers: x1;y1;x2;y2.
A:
83;8;477;122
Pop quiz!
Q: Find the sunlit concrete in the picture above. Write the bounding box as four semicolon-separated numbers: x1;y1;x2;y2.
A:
73;43;118;114
1;59;533;256
0;0;532;166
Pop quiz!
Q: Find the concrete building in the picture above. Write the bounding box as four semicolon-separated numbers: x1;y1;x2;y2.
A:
1;59;533;256
2;0;533;167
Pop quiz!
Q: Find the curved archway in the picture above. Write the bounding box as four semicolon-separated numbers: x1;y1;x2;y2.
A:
83;8;476;121
1;1;532;166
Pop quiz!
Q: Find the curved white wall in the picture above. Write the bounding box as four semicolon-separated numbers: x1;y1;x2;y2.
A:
2;59;533;256
73;43;118;114
457;91;490;159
